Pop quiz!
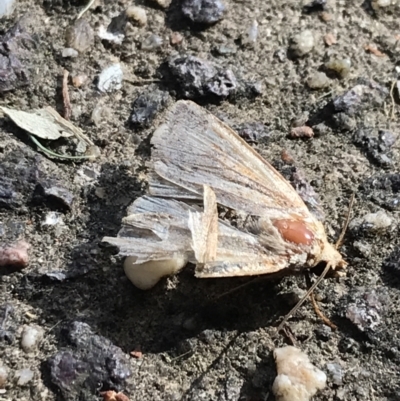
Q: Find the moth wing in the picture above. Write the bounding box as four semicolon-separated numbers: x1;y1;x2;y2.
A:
103;194;291;279
103;196;194;262
150;100;310;217
188;185;218;264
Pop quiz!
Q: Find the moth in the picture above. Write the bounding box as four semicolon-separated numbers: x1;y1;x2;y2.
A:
103;100;347;291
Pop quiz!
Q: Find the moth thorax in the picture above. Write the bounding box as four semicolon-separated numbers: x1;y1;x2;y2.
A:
273;219;314;246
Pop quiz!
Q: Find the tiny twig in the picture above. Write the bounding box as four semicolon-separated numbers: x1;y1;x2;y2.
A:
77;0;96;20
62;70;72;120
29;134;94;160
390;80;397;121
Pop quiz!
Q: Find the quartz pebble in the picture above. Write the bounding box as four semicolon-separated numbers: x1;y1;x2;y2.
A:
141;34;163;51
21;325;44;353
326;363;344;385
0;0;16;17
325;58;351;78
350;210;392;232
14;368;34;386
0;364;8;388
182;0;226;25
98;64;123;93
61;48;79;58
307;71;330;89
272;346;327;401
65;19;94;53
290;30;314;57
126;6;147;26
152;0;171;7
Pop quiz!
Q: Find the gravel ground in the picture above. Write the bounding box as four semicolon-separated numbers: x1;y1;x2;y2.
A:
1;0;400;400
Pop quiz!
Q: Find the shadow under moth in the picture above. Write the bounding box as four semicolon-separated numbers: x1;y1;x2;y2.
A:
103;100;347;293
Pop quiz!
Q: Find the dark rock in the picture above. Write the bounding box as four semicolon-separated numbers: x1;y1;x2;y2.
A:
182;0;226;25
0;304;15;344
130;88;169;127
0;21;33;92
308;81;388;130
360;173;400;210
65;19;94;53
35;179;74;210
204;69;237;97
383;247;400;279
48;322;131;401
0;151;39;209
167;55;236;99
235;122;269;143
353;128;395;167
303;0;327;13
345;289;384;332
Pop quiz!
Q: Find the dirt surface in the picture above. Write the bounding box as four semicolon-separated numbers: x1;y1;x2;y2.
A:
1;0;400;400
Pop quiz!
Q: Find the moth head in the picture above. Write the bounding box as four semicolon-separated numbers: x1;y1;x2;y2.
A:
318;241;347;272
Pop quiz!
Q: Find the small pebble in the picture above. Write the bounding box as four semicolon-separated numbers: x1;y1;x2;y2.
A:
0;364;8;388
306;71;330;89
350;210;393;232
170;32;184;46
372;0;394;9
71;73;88;88
14;368;34;386
65;19;94;53
324;33;337;46
61;47;79;58
290;126;314;139
91;104;112;127
141;33;163;51
98;64;123;93
0;0;16;17
97;25;125;45
241;20;258;46
324;58;351;79
130;88;169;127
182;0;226;25
21;325;44;353
0;241;30;268
326;363;344;386
126;6;147;26
290;30;314;57
272;346;326;401
152;0;171;7
42;212;64;226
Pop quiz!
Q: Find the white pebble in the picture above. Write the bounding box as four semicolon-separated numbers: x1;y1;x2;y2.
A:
14;368;34;386
0;364;8;388
62;48;79;58
97;25;125;45
290;30;314;57
126;6;147;26
21;325;44;353
124;256;187;290
350;210;393;232
0;0;16;17
98;64;123;93
152;0;171;8
272;346;327;401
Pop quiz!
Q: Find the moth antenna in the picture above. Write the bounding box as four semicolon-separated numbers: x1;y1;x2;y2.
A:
335;193;355;250
310;292;337;330
275;263;331;334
